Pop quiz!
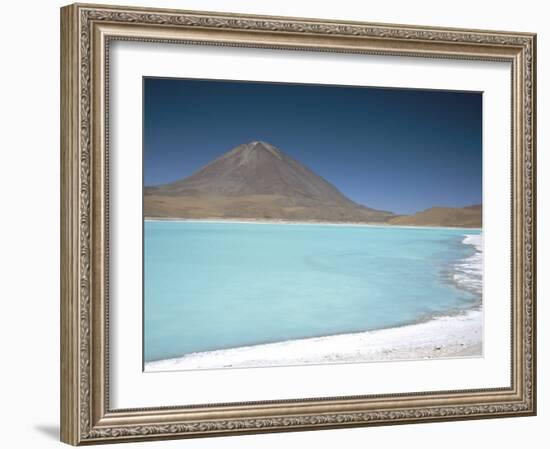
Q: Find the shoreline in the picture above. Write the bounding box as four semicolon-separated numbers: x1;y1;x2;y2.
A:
145;309;482;372
144;217;482;232
451;234;483;297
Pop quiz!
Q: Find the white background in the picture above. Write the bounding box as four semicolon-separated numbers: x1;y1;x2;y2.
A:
0;0;546;448
111;43;511;408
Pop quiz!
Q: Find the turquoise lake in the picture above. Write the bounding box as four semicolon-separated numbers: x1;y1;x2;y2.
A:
144;221;482;362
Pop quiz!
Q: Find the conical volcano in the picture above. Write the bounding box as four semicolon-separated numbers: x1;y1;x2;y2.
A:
144;141;395;222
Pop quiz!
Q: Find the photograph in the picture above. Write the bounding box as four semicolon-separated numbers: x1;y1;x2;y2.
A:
143;78;483;372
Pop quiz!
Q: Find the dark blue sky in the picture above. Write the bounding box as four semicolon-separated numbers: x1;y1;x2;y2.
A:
144;77;482;214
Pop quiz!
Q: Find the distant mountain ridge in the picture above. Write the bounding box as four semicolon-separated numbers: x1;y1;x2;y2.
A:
144;141;481;227
388;204;482;228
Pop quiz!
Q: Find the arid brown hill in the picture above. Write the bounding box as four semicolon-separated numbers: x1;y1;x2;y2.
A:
144;141;394;222
388;205;482;228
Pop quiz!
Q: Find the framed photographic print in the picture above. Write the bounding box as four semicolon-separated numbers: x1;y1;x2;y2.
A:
60;3;537;445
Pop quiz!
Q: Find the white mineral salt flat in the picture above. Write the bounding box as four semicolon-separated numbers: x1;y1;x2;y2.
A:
145;309;482;371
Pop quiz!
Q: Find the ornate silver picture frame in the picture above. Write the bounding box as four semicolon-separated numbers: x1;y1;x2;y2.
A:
61;3;536;445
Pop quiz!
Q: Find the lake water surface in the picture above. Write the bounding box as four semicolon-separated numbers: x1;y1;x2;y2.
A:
144;221;482;362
